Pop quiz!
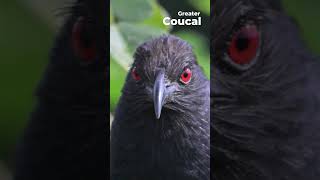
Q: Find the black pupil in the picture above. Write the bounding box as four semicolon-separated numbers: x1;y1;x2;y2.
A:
183;72;188;78
236;32;249;51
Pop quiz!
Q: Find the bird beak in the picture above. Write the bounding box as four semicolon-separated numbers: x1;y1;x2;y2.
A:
153;70;166;119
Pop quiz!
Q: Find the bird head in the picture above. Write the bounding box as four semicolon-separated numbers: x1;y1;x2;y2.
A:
212;0;320;179
37;0;107;106
122;35;208;120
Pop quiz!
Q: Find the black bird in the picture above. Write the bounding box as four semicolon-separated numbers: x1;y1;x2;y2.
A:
110;35;210;180
212;0;320;180
14;0;107;179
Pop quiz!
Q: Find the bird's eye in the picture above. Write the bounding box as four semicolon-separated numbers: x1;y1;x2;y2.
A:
180;68;192;84
131;67;141;81
228;24;259;65
71;16;97;62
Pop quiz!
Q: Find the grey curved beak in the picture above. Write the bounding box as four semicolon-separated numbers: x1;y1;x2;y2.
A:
153;70;165;119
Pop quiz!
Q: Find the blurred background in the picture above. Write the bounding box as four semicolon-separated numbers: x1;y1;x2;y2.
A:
0;0;319;179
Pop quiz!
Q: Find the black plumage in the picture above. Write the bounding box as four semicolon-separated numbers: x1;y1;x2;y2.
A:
111;35;210;180
212;0;320;180
14;0;107;179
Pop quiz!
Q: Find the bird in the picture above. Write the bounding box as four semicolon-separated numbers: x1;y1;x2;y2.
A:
13;0;108;179
211;0;320;180
110;35;210;180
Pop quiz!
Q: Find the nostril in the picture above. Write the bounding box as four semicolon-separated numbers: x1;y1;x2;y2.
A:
165;84;177;94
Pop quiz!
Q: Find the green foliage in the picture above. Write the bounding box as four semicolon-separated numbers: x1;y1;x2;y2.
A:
112;0;153;22
110;57;126;112
142;0;171;30
118;22;167;52
188;0;210;15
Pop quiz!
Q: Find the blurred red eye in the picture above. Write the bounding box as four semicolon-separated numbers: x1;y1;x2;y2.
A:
228;24;259;65
131;67;141;81
180;68;192;84
72;17;97;61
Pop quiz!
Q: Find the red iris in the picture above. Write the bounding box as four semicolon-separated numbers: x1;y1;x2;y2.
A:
228;24;259;65
131;67;141;81
72;17;97;61
180;68;192;84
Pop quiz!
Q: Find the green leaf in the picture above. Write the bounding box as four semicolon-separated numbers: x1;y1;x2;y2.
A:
141;0;171;31
118;22;167;53
110;57;127;112
111;0;152;22
188;0;210;15
110;8;114;24
110;24;132;71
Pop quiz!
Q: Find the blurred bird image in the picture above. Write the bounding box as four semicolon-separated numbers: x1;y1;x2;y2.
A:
211;0;320;180
111;35;210;180
14;0;107;179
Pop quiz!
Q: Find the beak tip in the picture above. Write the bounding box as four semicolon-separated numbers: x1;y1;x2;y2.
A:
153;70;165;120
155;109;161;119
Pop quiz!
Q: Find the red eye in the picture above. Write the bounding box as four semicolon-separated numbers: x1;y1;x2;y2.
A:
228;24;259;65
131;67;141;81
180;68;192;84
72;17;97;62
